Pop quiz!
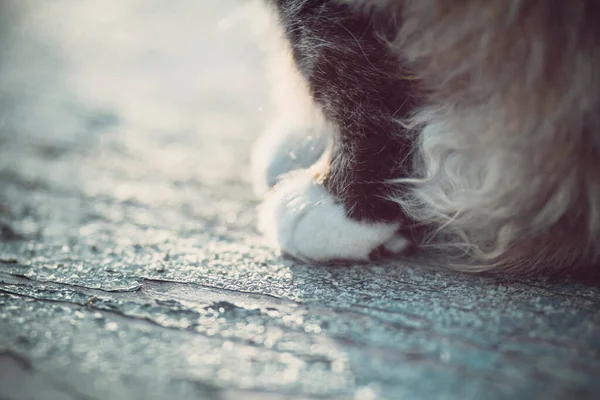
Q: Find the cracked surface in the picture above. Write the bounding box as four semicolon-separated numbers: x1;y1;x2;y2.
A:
0;1;599;399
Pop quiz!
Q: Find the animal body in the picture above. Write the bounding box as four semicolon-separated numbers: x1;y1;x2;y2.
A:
252;0;600;276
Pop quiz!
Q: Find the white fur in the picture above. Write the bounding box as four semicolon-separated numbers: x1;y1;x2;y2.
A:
390;111;527;259
251;119;329;196
390;107;593;268
251;11;333;197
382;235;411;253
258;169;406;262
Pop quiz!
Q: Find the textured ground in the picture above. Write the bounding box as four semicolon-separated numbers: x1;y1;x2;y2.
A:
0;1;599;399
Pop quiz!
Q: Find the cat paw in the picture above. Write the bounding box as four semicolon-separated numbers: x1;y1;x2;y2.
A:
258;170;409;262
251;120;328;197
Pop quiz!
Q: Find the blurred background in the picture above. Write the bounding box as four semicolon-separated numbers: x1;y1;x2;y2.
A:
0;0;268;199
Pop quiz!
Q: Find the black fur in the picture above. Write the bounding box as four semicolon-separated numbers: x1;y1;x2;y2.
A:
270;0;419;225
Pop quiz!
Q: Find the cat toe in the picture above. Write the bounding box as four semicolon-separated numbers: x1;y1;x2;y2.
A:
258;169;408;262
251;121;328;197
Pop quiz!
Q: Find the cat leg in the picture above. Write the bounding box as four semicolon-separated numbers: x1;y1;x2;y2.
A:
251;26;330;197
251;117;330;197
258;1;418;261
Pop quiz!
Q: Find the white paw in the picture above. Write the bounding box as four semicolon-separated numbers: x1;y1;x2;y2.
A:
251;120;329;197
258;170;408;262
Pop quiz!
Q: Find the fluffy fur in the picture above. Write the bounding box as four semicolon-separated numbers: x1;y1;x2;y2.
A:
254;0;600;276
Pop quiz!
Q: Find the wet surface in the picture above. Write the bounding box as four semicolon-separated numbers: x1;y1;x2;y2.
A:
0;1;599;399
